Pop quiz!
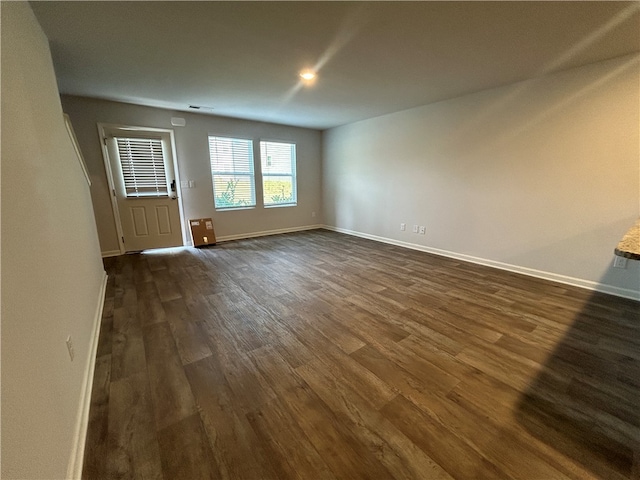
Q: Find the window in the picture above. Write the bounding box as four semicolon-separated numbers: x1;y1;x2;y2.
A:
116;137;168;197
208;136;256;209
260;141;297;206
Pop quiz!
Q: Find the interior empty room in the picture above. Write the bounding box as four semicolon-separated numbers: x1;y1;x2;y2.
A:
2;1;639;479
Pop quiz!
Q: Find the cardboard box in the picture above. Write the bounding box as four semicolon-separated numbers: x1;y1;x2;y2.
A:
190;218;216;247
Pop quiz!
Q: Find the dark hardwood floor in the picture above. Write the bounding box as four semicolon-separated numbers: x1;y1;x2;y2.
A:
83;229;640;479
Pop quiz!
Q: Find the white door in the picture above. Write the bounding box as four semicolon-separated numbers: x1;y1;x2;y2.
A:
103;126;183;252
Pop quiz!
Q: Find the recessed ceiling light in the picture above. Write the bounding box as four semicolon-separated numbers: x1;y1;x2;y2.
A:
299;70;316;81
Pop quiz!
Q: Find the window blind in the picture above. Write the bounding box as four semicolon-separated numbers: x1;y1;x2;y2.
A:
208;136;256;209
116;137;168;197
260;141;297;206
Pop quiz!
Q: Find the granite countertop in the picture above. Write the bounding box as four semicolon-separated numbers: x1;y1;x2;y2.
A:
615;219;640;260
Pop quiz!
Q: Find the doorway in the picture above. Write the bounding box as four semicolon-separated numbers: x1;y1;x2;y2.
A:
99;124;185;253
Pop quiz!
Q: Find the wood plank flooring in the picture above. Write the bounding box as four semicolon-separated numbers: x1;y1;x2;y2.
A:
83;229;640;479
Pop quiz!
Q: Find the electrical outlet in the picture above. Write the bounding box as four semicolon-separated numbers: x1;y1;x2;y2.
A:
311;211;316;218
419;226;426;234
66;335;75;362
613;256;628;269
400;223;406;231
412;225;419;233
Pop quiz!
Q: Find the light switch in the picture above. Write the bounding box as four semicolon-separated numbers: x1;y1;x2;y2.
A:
189;180;196;188
180;180;189;189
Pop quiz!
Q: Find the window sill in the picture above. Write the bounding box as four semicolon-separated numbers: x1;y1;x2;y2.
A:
215;206;256;212
264;203;297;209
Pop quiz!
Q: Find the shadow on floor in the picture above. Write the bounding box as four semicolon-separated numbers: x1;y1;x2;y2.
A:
515;277;639;478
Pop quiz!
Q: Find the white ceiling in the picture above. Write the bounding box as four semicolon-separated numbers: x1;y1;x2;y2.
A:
31;1;640;130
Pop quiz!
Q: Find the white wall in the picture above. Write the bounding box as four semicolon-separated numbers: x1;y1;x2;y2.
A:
323;54;640;298
61;96;323;255
1;3;107;478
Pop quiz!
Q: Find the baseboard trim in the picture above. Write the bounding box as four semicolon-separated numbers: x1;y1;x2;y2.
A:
103;226;324;252
323;226;640;301
66;271;108;480
216;224;324;243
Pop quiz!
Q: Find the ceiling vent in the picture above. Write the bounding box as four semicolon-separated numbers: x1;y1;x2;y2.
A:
188;105;215;111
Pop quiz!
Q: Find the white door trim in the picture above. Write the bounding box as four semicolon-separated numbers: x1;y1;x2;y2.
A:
97;123;187;254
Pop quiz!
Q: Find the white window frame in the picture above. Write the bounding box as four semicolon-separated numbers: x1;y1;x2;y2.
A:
208;135;256;210
260;140;297;208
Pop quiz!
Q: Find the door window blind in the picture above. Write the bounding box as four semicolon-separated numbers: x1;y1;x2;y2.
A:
208;136;256;209
116;137;168;197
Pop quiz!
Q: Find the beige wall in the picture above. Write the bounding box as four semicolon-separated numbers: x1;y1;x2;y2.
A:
1;3;106;479
323;54;640;298
61;96;323;255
